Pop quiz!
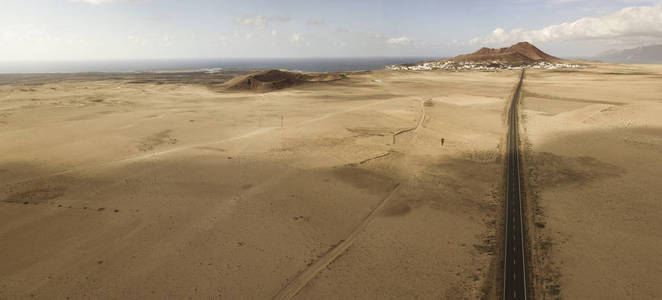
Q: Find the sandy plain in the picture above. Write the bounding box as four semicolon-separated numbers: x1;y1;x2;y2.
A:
4;62;658;300
0;70;519;299
522;64;662;299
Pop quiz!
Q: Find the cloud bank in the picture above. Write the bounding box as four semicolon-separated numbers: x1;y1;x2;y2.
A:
234;16;268;30
290;33;303;43
387;36;410;45
473;3;662;47
234;15;291;31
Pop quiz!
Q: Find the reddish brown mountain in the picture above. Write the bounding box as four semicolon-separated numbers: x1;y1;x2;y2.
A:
453;42;560;66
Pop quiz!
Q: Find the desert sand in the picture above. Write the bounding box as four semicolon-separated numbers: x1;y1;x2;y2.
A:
521;64;662;299
3;62;659;299
0;69;518;299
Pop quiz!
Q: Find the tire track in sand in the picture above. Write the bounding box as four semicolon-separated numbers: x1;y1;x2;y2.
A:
272;183;401;300
392;99;426;144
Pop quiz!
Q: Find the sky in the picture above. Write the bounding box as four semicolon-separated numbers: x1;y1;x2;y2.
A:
1;0;662;61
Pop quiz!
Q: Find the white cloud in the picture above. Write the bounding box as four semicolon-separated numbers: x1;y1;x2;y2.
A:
234;16;268;30
271;16;292;22
69;0;140;4
307;19;325;26
386;36;410;45
127;34;148;46
473;3;662;47
290;33;303;42
162;34;173;47
217;34;230;47
2;25;50;42
233;15;291;31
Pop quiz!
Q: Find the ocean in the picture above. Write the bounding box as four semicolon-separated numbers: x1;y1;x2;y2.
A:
0;57;438;74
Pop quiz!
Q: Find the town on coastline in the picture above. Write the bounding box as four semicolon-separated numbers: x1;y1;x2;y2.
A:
386;60;582;71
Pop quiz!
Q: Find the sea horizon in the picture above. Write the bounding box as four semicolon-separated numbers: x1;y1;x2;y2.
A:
0;57;441;74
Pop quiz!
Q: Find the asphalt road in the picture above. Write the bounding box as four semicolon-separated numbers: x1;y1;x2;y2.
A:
503;70;527;300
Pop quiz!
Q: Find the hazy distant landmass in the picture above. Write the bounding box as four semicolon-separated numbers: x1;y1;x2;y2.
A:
595;44;662;64
0;57;439;74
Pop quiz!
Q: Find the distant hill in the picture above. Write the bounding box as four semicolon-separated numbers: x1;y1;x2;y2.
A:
453;42;560;66
223;69;345;91
596;44;662;64
387;42;577;71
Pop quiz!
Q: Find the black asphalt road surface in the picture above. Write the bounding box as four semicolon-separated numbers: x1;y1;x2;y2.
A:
503;70;527;300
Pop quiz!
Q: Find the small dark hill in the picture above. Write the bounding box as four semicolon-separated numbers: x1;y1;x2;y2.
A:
224;69;345;92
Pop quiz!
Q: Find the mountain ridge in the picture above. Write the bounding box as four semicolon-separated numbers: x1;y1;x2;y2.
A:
453;41;560;65
596;44;662;64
